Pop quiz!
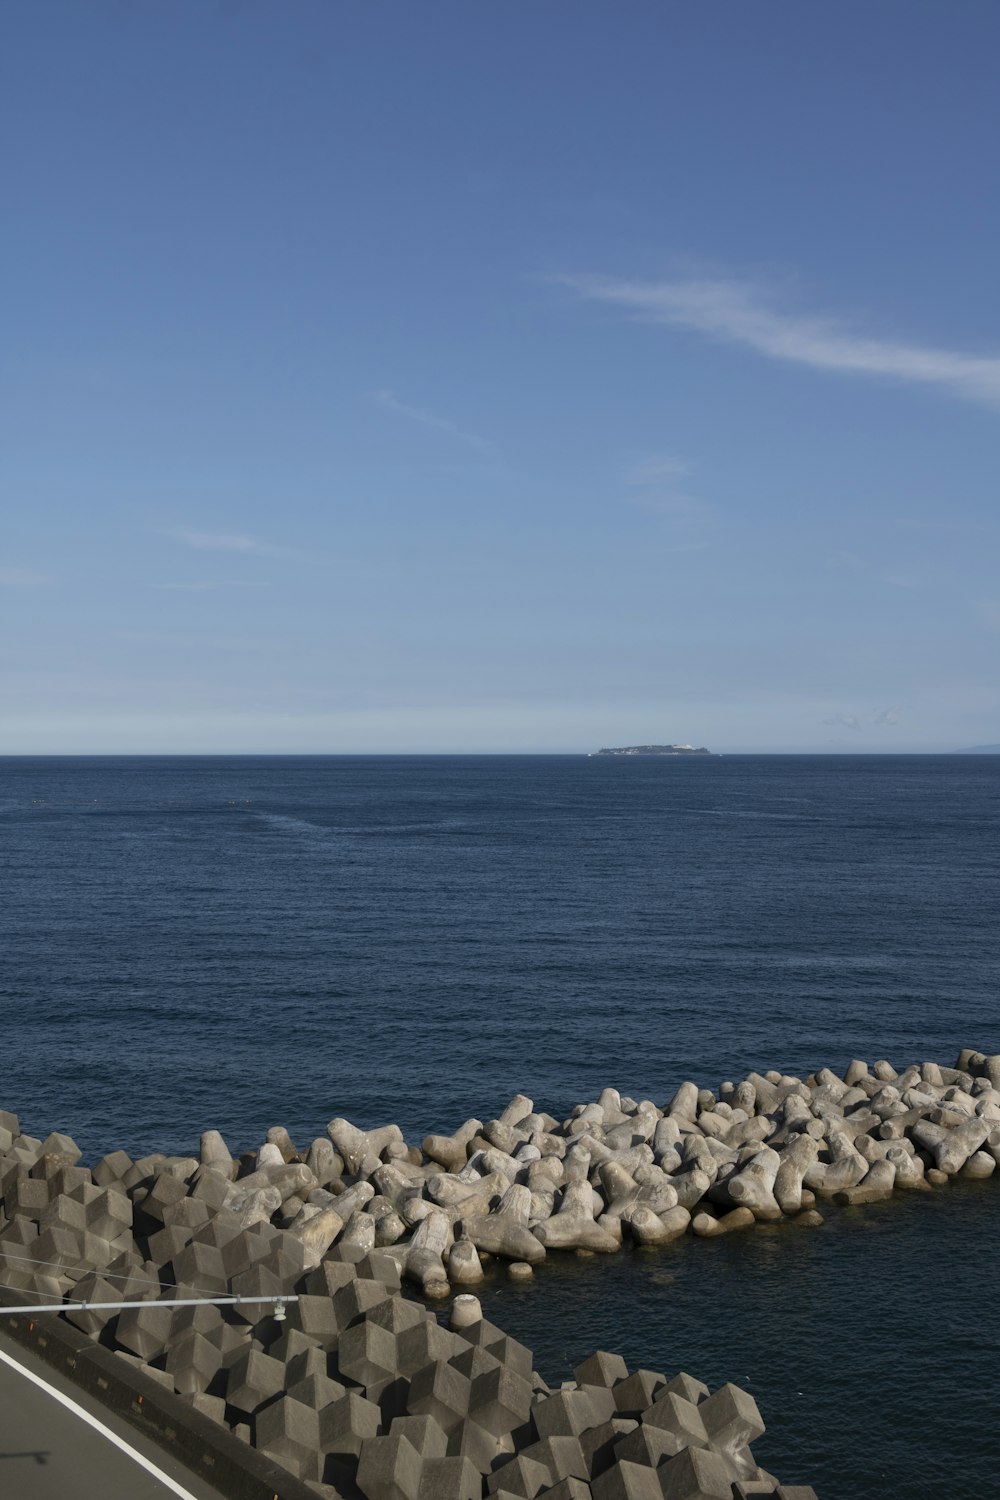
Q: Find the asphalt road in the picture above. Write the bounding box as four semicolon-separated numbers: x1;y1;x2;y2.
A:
0;1331;230;1500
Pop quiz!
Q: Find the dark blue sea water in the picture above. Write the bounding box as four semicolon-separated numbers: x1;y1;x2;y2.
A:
2;754;999;1498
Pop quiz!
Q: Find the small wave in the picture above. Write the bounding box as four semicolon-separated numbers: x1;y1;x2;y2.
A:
705;808;812;821
255;812;331;837
348;819;474;837
257;812;473;839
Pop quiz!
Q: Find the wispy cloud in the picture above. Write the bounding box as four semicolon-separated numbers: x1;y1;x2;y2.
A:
833;549;922;590
625;455;691;487
823;712;862;731
156;580;271;593
371;389;494;455
167;530;285;556
873;706;901;727
624;452;718;549
560;273;1000;408
0;566;53;587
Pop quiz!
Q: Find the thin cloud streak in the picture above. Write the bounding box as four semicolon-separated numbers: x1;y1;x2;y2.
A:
625;454;690;486
0;567;53;587
622;451;719;544
560;274;1000;407
167;530;286;556
371;389;495;455
156;580;271;592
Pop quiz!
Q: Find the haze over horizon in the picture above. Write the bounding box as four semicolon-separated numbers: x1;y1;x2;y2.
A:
3;3;999;755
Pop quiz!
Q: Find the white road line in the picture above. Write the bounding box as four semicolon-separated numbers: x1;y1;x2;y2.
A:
0;1345;201;1500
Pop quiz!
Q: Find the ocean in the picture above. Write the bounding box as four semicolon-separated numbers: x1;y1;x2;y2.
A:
2;753;999;1497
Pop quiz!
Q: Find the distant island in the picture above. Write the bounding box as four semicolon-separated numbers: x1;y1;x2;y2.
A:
590;743;715;757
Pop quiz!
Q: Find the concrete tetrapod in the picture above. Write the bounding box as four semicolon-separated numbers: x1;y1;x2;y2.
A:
460;1185;546;1265
724;1148;783;1221
533;1181;622;1254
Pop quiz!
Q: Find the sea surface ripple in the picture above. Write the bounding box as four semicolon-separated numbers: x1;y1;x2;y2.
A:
1;753;998;1498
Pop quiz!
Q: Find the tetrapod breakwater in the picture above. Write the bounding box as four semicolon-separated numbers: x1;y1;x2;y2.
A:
5;1048;998;1497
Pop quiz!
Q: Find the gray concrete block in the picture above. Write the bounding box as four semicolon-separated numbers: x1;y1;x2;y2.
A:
355;1248;404;1290
134;1172;189;1232
580;1420;638;1478
285;1343;331;1386
255;1394;322;1481
83;1186;133;1239
225;1346;286;1416
0;1214;38;1248
367;1296;429;1337
114;1301;175;1362
469;1364;534;1439
662;1373;709;1406
79;1230;118;1274
268;1229;309;1277
445;1416;508;1475
304;1259;362;1297
182;1390;228;1426
269;1326;323;1368
190;1164;234;1209
162;1195;212;1231
698;1382;765;1453
332;1275;393;1328
658;1444;735;1499
8;1177;51;1220
532;1389;603;1441
389;1414;450;1459
520;1434;588;1481
319;1389;383;1457
285;1292;341;1344
590;1461;665;1500
614;1423;689;1469
229;1259;286;1312
395;1316;464;1379
38;1132;82;1168
612;1370;666;1417
92;1150;134;1187
574;1352;629;1389
450;1343;503;1383
486;1453;551;1497
41;1164;92;1197
356;1431;424;1500
145;1222;194;1269
577;1384;616;1427
207;1320;250;1365
286;1371;348;1413
61;1273;120;1336
170;1238;228;1293
164;1328;224;1395
416;1454;483;1500
407;1359;473;1434
250;1244;304;1289
337;1318;399;1390
642;1391;709;1452
536;1481;592;1500
31;1222;83;1270
458;1324;533;1383
9;1134;43;1168
219;1226;271;1280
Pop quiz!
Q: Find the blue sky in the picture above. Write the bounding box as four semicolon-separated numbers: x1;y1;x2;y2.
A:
3;1;999;752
